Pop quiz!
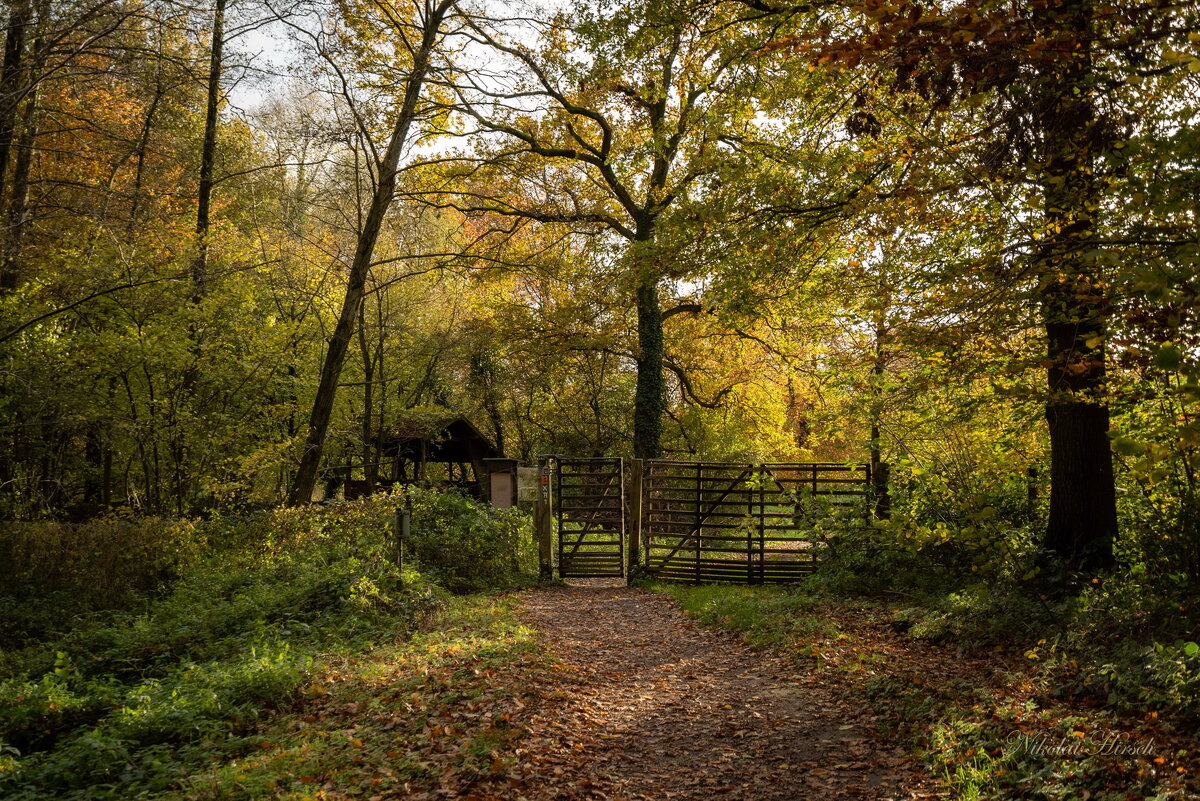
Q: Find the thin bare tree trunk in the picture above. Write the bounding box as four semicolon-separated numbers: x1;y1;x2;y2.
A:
193;0;226;299
357;304;376;492
289;0;456;505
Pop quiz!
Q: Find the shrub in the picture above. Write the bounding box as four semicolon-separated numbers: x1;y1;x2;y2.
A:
0;488;536;649
402;487;536;593
813;512;1038;598
0;518;203;610
203;488;537;594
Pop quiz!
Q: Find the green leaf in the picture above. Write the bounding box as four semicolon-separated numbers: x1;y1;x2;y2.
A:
1154;346;1183;371
1111;437;1144;456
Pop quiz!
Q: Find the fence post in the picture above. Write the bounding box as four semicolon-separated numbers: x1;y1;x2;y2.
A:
872;461;891;520
535;456;553;580
1026;466;1038;524
393;503;410;573
626;458;642;582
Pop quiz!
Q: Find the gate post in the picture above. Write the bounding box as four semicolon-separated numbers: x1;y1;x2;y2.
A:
535;456;553;580
626;458;642;582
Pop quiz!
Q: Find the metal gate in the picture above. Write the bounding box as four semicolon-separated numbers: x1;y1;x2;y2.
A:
555;457;625;578
642;461;868;583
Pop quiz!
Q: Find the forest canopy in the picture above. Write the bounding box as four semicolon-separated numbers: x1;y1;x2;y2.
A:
0;0;1197;575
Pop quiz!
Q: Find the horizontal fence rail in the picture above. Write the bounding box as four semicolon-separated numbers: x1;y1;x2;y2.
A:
642;461;869;584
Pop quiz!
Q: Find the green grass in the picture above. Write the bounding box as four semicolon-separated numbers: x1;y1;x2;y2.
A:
651;581;838;652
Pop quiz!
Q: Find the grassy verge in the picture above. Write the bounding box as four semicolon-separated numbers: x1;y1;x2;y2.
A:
653;581;1198;801
0;490;543;800
0;555;439;800
167;593;548;800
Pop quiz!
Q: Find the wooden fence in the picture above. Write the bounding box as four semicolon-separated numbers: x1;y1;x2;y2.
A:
534;456;877;584
641;461;870;583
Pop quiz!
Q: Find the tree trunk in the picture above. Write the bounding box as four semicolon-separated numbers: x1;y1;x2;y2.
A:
869;319;886;473
1035;0;1117;572
0;0;30;221
0;17;37;291
470;349;506;454
289;0;454;505
633;280;665;458
193;0;226;299
128;83;164;230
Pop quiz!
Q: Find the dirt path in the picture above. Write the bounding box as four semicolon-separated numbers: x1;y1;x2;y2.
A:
505;583;926;801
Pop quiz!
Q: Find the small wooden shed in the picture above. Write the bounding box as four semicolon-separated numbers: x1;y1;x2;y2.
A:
380;415;501;492
333;415;515;502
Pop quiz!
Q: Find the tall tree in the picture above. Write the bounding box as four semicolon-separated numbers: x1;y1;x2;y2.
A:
798;0;1198;570
446;0;772;458
193;0;227;299
1031;0;1117;570
288;0;459;505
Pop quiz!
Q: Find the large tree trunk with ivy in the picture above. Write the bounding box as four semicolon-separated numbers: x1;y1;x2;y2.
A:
1035;0;1117;572
633;280;665;458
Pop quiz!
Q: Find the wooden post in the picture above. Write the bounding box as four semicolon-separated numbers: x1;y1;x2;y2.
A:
393;503;410;573
534;456;553;580
627;458;642;582
695;463;703;583
872;462;891;520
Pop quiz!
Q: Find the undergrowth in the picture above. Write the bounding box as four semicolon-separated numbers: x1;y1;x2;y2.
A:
0;488;539;800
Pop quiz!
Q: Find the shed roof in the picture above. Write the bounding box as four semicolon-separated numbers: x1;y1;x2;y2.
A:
380;415;501;462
